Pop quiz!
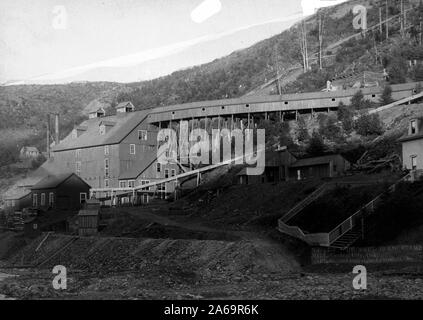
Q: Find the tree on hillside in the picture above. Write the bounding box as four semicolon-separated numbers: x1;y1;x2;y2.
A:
318;114;342;141
355;114;384;136
31;154;47;169
258;120;293;149
412;64;423;81
350;90;373;110
351;90;364;110
387;58;407;84
379;85;394;105
306;131;327;156
337;102;354;133
297;116;310;142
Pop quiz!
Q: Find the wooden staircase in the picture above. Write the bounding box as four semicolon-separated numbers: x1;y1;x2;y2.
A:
329;227;362;250
280;183;328;223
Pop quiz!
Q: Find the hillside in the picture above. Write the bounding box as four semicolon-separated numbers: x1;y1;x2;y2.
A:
2;0;423;168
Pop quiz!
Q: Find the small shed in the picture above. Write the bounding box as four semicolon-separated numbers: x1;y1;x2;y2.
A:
77;199;100;236
288;154;351;180
236;148;297;185
30;172;90;211
3;188;32;214
19;146;41;159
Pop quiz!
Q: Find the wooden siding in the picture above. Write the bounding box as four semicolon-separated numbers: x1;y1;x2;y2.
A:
147;82;420;123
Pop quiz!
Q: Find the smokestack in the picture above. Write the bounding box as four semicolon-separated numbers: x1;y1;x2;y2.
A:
46;114;50;158
55;113;60;145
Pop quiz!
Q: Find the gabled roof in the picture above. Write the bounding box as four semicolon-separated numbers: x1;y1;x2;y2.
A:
52;109;149;151
30;172;89;190
3;188;31;200
21;146;39;153
89;107;105;114
115;101;134;110
290;154;348;168
17;158;65;188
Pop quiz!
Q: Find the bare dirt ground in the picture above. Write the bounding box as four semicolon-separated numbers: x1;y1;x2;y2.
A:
1;264;423;300
1;173;422;300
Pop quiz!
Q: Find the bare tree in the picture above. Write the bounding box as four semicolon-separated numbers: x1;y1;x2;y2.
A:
299;20;309;73
318;13;325;70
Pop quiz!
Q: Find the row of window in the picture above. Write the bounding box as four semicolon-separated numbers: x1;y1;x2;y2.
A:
118;179;151;189
74;140;152;160
155;164;177;177
33;193;55;207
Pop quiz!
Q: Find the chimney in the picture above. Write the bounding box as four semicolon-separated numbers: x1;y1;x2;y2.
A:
55;113;60;145
46;114;50;158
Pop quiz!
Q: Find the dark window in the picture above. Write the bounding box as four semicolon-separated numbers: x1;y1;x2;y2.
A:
411;120;417;134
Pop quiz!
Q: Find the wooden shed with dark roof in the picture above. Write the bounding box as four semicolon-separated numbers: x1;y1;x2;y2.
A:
30;173;90;211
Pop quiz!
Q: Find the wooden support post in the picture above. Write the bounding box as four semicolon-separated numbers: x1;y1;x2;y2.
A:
132;189;135;206
247;113;250;129
231;114;234;130
295;110;298;121
217;115;221;131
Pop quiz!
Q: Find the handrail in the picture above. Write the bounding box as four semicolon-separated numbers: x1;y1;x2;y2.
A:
280;183;328;222
328;173;411;245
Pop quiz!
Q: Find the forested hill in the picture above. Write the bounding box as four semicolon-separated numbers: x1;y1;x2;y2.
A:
2;0;423;166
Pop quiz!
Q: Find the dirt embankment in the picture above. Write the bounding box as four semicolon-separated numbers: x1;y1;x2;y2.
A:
5;234;300;279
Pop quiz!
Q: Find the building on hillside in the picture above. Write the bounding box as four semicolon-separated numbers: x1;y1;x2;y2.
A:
50;104;177;203
399;118;423;180
30;172;91;211
3;189;32;214
19;146;40;160
115;101;135;113
88;107;105;119
236;148;297;185
288;154;351;180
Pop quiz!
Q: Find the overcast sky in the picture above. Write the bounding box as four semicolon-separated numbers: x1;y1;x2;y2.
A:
0;0;348;84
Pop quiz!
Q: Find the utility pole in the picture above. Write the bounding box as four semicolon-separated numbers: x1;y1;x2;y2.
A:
54;113;60;145
318;14;324;70
46;114;50;158
379;7;383;37
386;0;389;40
400;0;404;38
